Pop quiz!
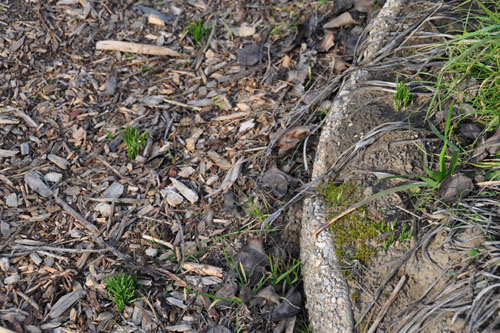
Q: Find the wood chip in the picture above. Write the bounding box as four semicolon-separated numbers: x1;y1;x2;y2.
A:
48;154;70;169
207;151;232;170
0;149;18;157
207;157;244;198
96;40;182;57
49;289;86;318
212;111;250;122
170;178;199;203
25;171;54;197
182;262;224;278
14;109;38;128
102;182;124;198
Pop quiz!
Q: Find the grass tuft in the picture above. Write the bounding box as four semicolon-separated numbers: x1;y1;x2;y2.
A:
120;127;148;161
105;273;137;312
186;19;210;44
394;78;410;111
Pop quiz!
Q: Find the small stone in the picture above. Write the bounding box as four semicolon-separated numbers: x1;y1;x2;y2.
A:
237;43;260;66
95;203;112;216
145;248;158;257
102;182;124;198
44;172;63;183
6;193;18;207
205;49;215;59
237;25;256;37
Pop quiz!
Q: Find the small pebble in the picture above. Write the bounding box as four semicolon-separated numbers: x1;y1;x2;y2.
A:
44;172;62;183
102;182;124;198
95;203;112;216
6;193;18;207
145;248;158;257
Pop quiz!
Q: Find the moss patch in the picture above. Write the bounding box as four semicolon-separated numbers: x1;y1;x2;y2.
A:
319;182;381;277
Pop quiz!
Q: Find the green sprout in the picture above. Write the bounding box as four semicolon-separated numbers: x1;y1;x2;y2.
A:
186;19;210;44
394;79;410;111
422;102;459;188
105;273;137;312
120;127;148;160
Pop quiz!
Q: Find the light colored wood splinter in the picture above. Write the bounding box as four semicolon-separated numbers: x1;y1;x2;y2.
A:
96;40;182;57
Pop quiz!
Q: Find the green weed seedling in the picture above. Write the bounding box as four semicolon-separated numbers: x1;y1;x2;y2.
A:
423;102;459;188
105;273;138;311
186;288;242;306
376;219;412;250
186;19;210;44
120;126;148;161
269;256;301;294
394;79;410;111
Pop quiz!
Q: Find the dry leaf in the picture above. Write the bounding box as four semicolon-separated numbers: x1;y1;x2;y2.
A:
72;126;87;147
268;288;301;322
472;126;500;162
254;285;280;305
436;173;473;203
323;12;356;29
334;59;348;74
276;126;312;157
282;54;291;68
318;30;335;52
207;158;244;197
355;0;376;12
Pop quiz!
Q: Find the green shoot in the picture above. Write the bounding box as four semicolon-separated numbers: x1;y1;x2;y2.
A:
120;127;148;160
186;19;210;44
422;102;460;188
104;129;114;140
105;273;138;312
394;79;410;111
185;288;242;305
